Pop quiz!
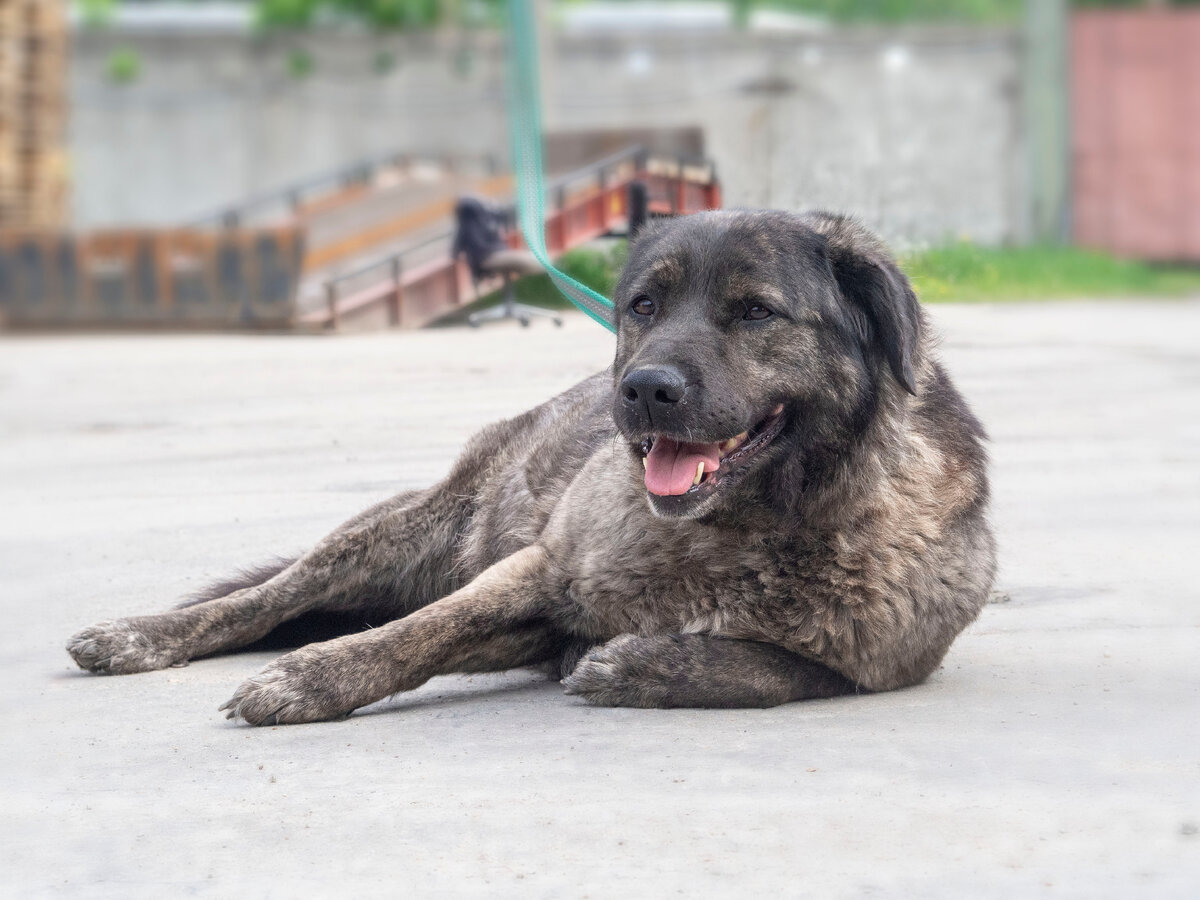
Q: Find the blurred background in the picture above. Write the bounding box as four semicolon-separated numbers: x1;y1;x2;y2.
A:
4;8;1197;892
1;0;1199;329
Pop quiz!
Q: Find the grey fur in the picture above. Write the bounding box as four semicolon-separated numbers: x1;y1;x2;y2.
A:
66;210;995;725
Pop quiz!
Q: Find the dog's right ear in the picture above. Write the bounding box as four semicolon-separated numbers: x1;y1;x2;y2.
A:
802;212;922;395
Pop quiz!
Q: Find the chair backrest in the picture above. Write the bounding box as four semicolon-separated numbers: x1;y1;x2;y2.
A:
451;196;508;279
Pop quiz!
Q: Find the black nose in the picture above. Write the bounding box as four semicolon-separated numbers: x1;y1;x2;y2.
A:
621;365;687;411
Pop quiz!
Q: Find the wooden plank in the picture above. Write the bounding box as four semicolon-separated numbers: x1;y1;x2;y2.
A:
0;0;69;230
295;182;371;219
302;173;513;272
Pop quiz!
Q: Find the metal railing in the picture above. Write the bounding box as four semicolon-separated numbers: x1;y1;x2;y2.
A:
317;144;652;320
318;231;451;328
187;149;502;229
312;145;721;328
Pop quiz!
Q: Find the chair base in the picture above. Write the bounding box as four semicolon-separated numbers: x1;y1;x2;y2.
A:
467;278;563;328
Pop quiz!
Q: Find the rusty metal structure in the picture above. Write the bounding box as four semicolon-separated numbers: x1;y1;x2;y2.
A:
0;145;719;329
0;0;69;230
312;147;722;331
0;227;307;327
1072;7;1200;261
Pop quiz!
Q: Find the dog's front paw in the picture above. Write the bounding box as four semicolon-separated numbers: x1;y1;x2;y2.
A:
561;634;677;708
220;646;366;726
66;619;186;674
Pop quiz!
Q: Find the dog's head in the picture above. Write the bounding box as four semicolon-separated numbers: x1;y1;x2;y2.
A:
611;209;923;520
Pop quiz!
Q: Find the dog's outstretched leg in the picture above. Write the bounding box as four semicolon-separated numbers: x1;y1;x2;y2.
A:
562;634;858;708
66;486;473;675
220;545;563;725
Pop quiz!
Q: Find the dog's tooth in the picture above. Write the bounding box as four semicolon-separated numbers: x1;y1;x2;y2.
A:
771;404;784;416
642;457;647;469
720;438;737;454
693;461;705;486
721;431;748;455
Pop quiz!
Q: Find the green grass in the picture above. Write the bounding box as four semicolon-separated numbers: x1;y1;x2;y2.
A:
902;243;1200;302
91;1;1200;34
756;0;1023;24
758;1;1200;26
434;239;1200;326
431;242;627;325
510;241;627;308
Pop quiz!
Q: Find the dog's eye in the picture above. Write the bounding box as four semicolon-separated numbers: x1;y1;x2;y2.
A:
631;296;656;317
743;303;774;321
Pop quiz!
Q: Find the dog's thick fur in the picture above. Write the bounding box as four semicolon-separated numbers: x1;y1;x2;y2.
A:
66;210;995;724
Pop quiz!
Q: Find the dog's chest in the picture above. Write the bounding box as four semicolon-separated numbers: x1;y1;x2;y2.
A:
561;524;819;642
547;449;846;643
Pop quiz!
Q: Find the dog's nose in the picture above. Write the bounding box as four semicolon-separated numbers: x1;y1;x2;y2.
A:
621;366;687;411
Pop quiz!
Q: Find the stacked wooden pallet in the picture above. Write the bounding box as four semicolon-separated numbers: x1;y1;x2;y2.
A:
0;0;68;229
0;2;17;224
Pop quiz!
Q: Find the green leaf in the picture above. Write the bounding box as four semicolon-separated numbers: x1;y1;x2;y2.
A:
106;48;141;83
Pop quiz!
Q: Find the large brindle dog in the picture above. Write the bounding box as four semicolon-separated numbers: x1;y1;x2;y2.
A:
67;210;996;724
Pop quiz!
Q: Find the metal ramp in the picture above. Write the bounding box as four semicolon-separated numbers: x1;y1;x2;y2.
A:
305;146;722;331
0;146;720;330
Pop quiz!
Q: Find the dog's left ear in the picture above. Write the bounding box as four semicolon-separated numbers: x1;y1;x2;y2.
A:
803;212;921;395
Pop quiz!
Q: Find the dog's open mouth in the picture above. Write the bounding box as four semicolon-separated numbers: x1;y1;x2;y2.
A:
638;404;786;498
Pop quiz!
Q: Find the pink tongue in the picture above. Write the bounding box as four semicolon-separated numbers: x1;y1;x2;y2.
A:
644;438;722;496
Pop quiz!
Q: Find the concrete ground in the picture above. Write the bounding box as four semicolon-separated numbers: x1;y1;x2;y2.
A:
1;301;1198;898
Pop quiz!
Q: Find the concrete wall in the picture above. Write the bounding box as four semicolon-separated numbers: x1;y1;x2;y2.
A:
549;27;1026;247
71;24;1026;246
71;29;511;227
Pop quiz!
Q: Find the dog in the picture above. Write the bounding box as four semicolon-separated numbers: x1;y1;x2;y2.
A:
66;210;996;724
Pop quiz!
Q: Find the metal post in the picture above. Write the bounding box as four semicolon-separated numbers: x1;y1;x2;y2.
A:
1025;0;1070;244
325;281;339;330
388;257;403;326
675;156;687;213
628;181;648;239
451;260;463;306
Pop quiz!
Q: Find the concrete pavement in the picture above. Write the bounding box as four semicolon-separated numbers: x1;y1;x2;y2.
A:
1;301;1198;897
